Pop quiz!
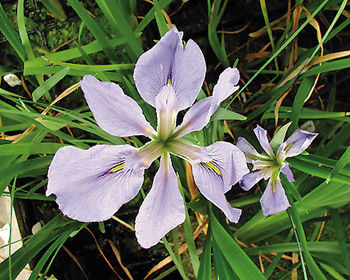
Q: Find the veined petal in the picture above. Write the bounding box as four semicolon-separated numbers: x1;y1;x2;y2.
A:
134;28;181;107
284;129;318;157
236;137;262;163
174;68;239;138
239;171;264;191
172;39;206;111
135;153;185;249
81;75;155;138
47;145;145;222
281;163;295;182
191;142;249;223
253;125;274;157
260;177;290;216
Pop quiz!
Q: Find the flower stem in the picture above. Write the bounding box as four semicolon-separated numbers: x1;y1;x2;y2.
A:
281;174;327;280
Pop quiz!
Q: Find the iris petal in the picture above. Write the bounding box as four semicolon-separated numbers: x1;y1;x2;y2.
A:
171;39;206;110
239;171;264;191
253;125;274;157
81;75;155;138
236;137;262;163
191;142;248;223
135;153;185;248
133;28;181;107
175;68;239;138
280;163;295;182
284;129;318;157
260;177;290;216
47;145;145;222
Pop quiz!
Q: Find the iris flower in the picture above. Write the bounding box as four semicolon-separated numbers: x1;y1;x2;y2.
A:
236;125;317;216
47;28;248;248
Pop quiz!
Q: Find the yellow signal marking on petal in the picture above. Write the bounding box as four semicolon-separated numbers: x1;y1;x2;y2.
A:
167;77;172;84
108;162;124;173
204;162;222;177
284;143;294;152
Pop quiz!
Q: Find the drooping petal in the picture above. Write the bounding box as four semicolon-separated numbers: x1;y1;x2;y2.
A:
284;129;318;157
175;68;239;138
253;125;274;157
191;142;249;223
239;171;264;191
47;145;145;222
171;39;206;110
281;163;295;182
133;28;181;107
236;137;262;163
135;153;185;249
260;177;290;216
81;75;155;138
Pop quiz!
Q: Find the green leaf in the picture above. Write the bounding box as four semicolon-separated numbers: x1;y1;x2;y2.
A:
40;0;67;21
270;122;291;150
197;232;212;280
327;145;350;183
0;143;63;156
210;211;266;280
0;215;84;279
32;67;70;101
211;107;246;121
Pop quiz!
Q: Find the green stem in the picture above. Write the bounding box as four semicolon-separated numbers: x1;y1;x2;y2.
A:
281;174;327;280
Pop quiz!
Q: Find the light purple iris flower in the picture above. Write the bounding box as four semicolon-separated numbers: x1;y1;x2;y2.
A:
237;125;317;216
47;28;249;248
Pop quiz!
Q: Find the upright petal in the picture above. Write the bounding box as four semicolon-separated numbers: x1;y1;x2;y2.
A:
191;142;249;223
175;68;239;138
239;171;264;191
174;96;213;138
260;177;290;216
47;145;145;222
81;75;155;138
134;28;181;107
236;137;262;163
211;67;240;104
171;39;206;110
155;85;178;140
284;129;318;157
253;125;274;157
135;153;185;249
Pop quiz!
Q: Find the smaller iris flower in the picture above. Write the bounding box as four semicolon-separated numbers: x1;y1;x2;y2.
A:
236;125;317;216
47;28;249;248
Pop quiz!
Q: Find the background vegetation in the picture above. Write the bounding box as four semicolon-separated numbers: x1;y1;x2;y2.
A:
0;0;350;279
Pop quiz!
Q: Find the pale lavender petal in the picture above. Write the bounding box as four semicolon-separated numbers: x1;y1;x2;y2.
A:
212;67;240;104
254;125;274;157
171;39;206;111
135;153;185;249
133;28;181;107
191;142;249;223
81;75;155;138
281;163;295;182
175;68;239;137
239;171;264;191
284;129;318;157
47;145;145;222
236;137;261;163
175;96;213;138
260;177;290;216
